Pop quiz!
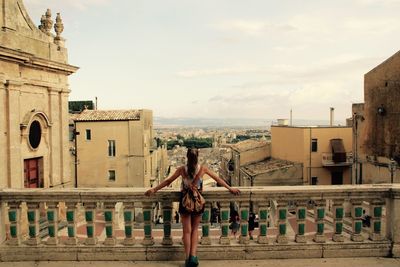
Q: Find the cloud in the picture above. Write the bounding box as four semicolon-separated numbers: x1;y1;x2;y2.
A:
215;19;297;36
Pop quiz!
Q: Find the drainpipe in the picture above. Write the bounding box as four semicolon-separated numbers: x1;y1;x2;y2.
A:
74;122;79;188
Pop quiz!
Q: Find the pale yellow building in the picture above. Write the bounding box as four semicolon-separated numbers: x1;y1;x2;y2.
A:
72;109;167;188
0;0;78;189
271;125;353;185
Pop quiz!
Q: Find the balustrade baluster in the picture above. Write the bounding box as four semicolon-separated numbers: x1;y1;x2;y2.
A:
276;201;288;244
103;202;116;246
46;202;59;245
123;202;135;245
201;203;211;245
65;202;78;245
332;199;345;242
219;202;230;245
161;201;173;245
239;202;249;244
7;202;21;246
257;202;269;244
295;200;307;243
313;199;326;243
351;200;364;242
26;202;41;246
84;202;97;245
370;199;385;241
142;202;154;246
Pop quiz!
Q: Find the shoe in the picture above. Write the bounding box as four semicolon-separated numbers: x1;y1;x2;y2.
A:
187;255;199;267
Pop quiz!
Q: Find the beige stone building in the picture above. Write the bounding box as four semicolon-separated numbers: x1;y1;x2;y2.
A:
71;109;168;188
271;125;353;185
352;50;400;184
0;0;78;189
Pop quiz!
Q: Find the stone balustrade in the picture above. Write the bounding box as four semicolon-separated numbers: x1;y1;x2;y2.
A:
0;184;399;261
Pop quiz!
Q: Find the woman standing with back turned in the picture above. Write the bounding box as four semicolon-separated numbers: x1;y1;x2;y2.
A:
145;148;240;267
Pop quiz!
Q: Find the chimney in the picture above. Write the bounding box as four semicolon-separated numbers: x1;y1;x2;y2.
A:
290;109;293;126
95;97;98;110
330;107;334;126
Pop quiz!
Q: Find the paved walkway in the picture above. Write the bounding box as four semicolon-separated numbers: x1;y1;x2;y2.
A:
0;258;399;267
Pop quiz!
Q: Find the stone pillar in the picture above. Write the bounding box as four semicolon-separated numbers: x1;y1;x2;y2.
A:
7;202;21;245
257;202;269;244
219;202;230;245
239;202;249;244
84;202;97;245
26;202;41;246
351;199;364;242
387;188;400;257
201;203;211;245
142;202;154;246
65;202;78;245
295;200;307;243
46;202;59;245
370;199;385;241
103;202;116;246
332;199;345;242
313;199;326;243
161;201;173;245
276;201;288;244
123;202;135;246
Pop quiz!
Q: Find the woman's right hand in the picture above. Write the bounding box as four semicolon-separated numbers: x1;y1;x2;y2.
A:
145;188;156;196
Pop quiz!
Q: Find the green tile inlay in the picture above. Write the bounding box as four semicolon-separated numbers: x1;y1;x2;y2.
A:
279;224;286;235
374;207;382;218
241;210;249;221
27;211;35;222
241;224;248;236
260;210;268;220
105;211;112;222
68;226;75;237
298;224;305;235
87;225;94;237
317;208;325;219
374;221;381;233
164;224;171;236
221;210;229;221
8;211;16;222
66;211;74;222
355;221;362;234
202;210;210;221
202;225;209;236
260;224;267;236
47;210;54;222
222;225;228;236
317;223;324;234
336;208;344;219
125;226;132;237
106;226;112;237
48;226;55;237
163;210;171;221
144;224;152;236
10;225;17;237
85;211;93;222
29;226;36;238
298;209;306;220
335;222;343;234
279;209;287;220
143;210;151;222
124;211;132;222
355;207;363;218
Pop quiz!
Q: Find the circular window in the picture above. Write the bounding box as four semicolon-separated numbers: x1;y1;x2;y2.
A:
29;120;42;149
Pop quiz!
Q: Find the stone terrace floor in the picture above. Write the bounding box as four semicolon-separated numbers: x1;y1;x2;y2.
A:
0;258;399;267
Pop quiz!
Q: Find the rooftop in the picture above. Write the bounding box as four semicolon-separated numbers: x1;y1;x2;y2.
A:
242;158;297;176
71;109;141;122
231;139;269;152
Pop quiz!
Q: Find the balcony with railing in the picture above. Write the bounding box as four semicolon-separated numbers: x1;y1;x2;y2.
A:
0;184;399;261
322;152;353;167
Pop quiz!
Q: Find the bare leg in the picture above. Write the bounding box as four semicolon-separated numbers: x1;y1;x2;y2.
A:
181;214;192;258
190;215;202;256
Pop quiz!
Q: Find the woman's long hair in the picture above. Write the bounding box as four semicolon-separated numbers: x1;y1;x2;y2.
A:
186;148;199;179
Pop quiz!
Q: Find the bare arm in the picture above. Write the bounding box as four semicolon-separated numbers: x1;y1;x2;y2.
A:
145;167;182;196
204;166;240;195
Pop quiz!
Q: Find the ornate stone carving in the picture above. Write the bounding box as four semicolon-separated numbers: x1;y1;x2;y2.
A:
54;13;64;42
39;9;53;35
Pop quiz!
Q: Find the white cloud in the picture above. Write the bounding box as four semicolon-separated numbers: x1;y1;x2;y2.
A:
215;19;297;36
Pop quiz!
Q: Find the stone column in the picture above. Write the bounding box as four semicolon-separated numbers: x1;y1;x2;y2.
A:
103;202;116;246
387;188;400;257
332;199;345;242
369;199;385;241
351;199;364;242
65;202;78;245
276;201;288;244
257;202;269;244
295;200;307;243
201;203;211;245
26;202;41;246
142;202;154;246
239;201;249;244
7;202;21;246
313;199;326;243
219;202;230;245
161;201;173;245
84;202;97;245
123;202;135;246
46;202;59;245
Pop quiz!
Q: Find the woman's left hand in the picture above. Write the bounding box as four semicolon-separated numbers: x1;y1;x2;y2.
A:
229;187;241;195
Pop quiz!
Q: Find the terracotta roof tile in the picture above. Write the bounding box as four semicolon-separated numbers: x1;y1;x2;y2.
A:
71;109;141;121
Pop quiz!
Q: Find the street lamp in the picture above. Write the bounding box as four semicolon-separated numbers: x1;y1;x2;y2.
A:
388;159;397;184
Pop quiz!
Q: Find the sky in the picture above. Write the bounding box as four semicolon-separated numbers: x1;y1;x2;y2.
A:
24;0;400;122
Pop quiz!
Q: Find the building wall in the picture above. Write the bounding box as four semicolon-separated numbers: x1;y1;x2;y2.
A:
250;163;303;186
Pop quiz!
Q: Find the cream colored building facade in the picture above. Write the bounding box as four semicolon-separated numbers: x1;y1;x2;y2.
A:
271;126;353;185
0;0;78;189
72;109;168;188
